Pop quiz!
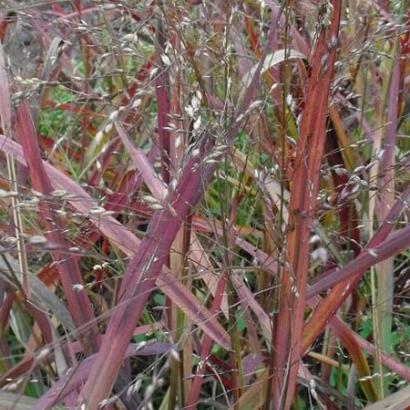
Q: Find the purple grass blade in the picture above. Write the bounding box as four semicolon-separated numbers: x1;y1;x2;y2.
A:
32;342;175;410
307;224;410;297
0;43;11;132
115;123;166;199
14;104;99;353
330;316;410;381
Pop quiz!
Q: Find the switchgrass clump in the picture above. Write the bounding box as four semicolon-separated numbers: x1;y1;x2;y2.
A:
0;1;409;409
